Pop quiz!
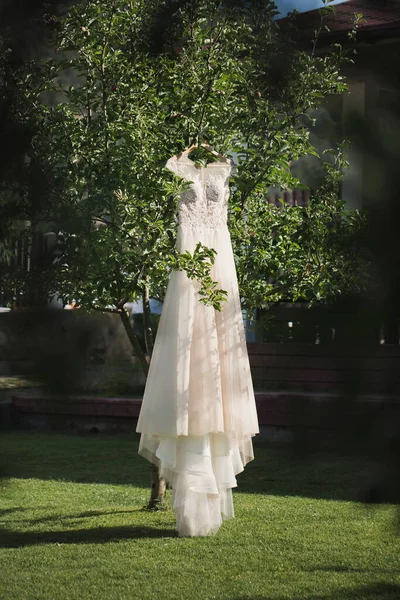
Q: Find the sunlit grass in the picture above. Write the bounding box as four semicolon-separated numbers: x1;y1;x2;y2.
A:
0;432;399;600
0;377;39;390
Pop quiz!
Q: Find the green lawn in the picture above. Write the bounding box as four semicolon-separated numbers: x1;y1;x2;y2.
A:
0;431;399;600
0;377;39;390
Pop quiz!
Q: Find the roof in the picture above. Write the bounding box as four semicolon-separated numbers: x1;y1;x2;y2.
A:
278;0;400;40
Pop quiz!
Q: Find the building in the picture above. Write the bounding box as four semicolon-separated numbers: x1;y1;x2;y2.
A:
278;0;400;210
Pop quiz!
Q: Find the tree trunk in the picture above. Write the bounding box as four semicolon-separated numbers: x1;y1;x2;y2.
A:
119;307;149;376
119;301;166;510
142;285;154;356
142;286;166;509
148;463;167;510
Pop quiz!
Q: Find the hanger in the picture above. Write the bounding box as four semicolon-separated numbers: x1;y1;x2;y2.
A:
171;139;230;164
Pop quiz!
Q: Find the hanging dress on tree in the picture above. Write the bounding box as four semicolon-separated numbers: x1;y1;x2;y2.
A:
136;154;259;537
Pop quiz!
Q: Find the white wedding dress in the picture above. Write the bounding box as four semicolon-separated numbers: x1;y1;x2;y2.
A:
136;154;259;537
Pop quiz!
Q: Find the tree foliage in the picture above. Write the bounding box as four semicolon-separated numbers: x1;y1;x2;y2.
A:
1;0;370;351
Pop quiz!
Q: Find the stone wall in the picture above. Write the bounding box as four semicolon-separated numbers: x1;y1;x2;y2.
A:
0;309;146;393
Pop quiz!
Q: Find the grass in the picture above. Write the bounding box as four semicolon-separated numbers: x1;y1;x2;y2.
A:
0;374;141;397
0;377;39;390
0;431;399;600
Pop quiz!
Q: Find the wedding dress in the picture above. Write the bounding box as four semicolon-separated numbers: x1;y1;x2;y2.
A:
136;154;259;537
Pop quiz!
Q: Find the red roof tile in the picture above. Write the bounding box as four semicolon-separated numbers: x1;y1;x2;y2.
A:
279;0;400;37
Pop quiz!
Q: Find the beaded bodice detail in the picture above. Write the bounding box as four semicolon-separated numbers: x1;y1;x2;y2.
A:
166;156;232;231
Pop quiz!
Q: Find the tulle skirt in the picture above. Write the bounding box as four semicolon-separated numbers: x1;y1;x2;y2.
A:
136;225;259;536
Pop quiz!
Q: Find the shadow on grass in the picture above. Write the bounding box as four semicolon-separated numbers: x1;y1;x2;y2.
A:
0;524;177;547
0;507;32;516
0;430;392;503
233;583;400;600
3;508;140;526
307;565;400;575
236;436;370;502
0;431;151;488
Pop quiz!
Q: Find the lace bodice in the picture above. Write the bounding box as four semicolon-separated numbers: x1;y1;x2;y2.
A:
166;156;233;230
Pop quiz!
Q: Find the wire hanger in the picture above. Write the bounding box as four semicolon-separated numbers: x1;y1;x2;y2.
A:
172;139;230;164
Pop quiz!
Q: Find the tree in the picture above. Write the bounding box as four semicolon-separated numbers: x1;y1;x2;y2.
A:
0;0;369;505
235;145;371;312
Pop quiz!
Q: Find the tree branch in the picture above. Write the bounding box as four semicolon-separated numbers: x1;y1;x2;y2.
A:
119;307;149;376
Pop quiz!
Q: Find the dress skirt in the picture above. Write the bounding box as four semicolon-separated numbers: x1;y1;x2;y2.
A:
136;224;259;537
